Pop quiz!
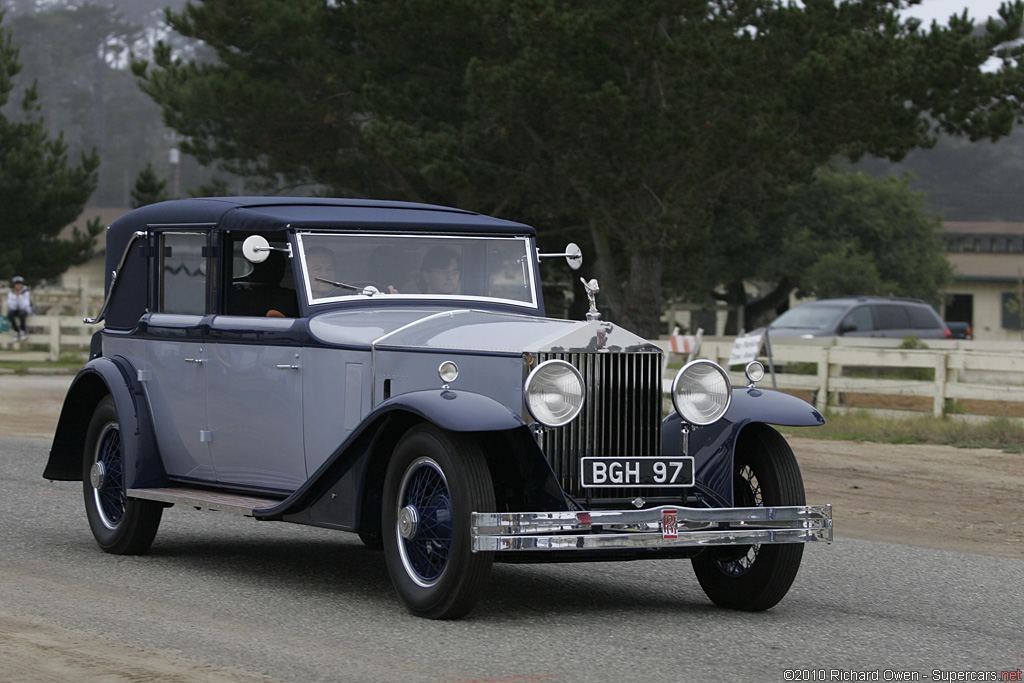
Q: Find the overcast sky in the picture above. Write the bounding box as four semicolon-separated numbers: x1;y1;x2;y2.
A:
901;0;1009;25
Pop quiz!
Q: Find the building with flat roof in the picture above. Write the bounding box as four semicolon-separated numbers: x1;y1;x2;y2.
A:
942;222;1024;341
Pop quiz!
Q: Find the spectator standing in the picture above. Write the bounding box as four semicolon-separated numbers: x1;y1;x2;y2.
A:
6;276;33;342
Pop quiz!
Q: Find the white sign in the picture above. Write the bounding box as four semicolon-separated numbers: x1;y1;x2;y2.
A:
728;333;764;366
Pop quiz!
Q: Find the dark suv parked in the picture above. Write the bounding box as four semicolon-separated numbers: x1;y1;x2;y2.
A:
768;296;951;339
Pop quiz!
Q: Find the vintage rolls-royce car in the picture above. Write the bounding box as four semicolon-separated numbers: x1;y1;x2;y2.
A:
45;197;831;619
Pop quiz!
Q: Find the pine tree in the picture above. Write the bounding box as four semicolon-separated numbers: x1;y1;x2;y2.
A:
0;10;100;284
130;162;169;208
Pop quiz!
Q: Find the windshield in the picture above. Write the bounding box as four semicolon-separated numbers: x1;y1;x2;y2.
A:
296;233;537;308
770;304;847;330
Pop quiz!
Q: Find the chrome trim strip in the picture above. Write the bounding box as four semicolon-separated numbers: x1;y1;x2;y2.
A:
85;230;149;325
471;504;832;552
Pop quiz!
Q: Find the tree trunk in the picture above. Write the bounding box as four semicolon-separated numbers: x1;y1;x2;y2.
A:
721;280;748;335
721;277;794;335
620;249;665;338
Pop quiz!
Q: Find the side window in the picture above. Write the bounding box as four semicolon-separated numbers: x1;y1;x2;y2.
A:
873;304;910;330
160;232;208;314
841;306;873;332
226;234;298;317
907;306;940;329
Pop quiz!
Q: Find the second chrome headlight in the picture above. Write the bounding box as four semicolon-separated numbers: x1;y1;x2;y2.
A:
671;359;732;426
523;360;585;427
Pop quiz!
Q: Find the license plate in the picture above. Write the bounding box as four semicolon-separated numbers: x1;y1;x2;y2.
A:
581;456;694;488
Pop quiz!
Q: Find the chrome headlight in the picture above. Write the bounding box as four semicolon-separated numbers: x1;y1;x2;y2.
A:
524;360;585;427
671;359;732;426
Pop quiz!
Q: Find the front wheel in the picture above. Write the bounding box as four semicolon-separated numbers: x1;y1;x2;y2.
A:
382;424;494;619
82;396;163;554
691;424;805;611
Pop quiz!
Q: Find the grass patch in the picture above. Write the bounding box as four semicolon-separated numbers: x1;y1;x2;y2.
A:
778;409;1024;453
0;355;85;373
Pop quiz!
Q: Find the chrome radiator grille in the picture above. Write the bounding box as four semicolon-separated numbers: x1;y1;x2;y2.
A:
532;350;663;502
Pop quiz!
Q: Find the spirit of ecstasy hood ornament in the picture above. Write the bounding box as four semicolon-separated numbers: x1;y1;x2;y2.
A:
580;277;601;321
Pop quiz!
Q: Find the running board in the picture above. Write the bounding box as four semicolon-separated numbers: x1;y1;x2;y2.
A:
127;487;282;516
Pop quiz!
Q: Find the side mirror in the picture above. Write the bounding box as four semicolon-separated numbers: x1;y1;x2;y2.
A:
242;235;291;263
242;235;270;264
564;243;583;271
538;243;584;270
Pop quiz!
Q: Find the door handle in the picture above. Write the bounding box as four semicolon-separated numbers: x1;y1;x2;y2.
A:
184;358;205;364
276;364;300;370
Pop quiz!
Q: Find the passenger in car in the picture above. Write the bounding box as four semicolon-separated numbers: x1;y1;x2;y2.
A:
417;246;461;294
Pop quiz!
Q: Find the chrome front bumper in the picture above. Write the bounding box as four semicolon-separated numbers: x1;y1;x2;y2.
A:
471;504;832;552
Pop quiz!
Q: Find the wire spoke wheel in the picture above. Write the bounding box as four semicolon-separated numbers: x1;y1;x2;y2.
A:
383;424;494;619
398;458;454;585
82;396;162;555
92;422;126;529
691;424;806;611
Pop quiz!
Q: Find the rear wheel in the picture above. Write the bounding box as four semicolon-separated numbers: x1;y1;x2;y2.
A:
82;396;162;554
382;424;494;619
691;424;805;611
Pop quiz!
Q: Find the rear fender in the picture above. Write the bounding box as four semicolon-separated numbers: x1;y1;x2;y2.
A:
662;387;823;506
44;357;166;489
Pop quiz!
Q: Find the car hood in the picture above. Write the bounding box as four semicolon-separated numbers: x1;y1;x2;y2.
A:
308;308;660;354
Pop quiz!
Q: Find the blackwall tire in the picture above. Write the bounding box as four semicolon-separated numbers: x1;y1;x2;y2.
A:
382;424;494;619
82;396;162;555
691;424;805;611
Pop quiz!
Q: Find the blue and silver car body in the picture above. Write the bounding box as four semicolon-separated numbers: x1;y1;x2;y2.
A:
45;197;831;619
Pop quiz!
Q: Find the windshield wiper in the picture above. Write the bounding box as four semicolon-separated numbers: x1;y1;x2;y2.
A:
315;277;379;296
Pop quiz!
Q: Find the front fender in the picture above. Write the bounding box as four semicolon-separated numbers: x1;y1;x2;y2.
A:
375;388;528;432
44;356;166;489
724;387;825;427
268;389;560;533
662;387;823;506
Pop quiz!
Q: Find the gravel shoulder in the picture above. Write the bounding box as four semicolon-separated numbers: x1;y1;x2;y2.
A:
5;373;1022;560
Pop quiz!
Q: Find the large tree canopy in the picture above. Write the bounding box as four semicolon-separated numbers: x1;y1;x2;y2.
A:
767;171;951;305
134;0;1024;335
0;10;100;284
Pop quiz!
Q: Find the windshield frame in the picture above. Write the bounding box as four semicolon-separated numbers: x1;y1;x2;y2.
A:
295;231;540;310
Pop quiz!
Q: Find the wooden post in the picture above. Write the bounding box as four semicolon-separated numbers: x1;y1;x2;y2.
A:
816;346;830;412
47;315;60;362
933;351;947;418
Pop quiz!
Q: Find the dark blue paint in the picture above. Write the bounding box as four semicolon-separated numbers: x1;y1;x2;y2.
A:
662;386;823;506
45;357;168;490
376;389;528;432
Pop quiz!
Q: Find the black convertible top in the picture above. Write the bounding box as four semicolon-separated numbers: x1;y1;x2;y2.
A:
108;197;532;240
102;197;535;329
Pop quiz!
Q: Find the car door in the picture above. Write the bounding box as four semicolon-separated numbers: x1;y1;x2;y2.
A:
203;233;306;491
838;305;874;337
144;231;217;481
205;317;306;491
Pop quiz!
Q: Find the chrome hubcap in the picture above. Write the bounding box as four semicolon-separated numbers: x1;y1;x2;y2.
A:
90;461;106;489
398;505;419;540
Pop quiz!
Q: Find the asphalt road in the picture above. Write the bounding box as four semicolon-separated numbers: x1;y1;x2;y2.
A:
2;433;1022;683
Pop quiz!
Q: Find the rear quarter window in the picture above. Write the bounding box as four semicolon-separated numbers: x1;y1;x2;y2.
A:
907;306;941;329
872;304;911;330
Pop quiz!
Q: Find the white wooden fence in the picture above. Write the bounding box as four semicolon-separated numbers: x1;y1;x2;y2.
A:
6;314;1024;423
657;336;1024;423
1;315;95;360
